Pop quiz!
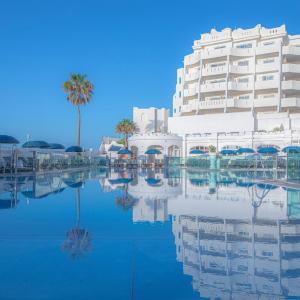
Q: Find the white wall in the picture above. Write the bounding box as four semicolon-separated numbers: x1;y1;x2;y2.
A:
169;112;255;135
133;107;169;134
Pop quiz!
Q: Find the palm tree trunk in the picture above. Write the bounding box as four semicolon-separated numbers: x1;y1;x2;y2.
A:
76;188;80;228
76;105;81;146
124;133;128;149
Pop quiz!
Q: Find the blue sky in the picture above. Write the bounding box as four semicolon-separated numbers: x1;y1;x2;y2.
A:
1;0;300;148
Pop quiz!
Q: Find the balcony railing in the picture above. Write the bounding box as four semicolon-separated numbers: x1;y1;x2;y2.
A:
283;46;300;57
282;80;300;91
185;72;199;82
184;53;201;66
255;80;278;90
200;82;226;93
282;64;300;74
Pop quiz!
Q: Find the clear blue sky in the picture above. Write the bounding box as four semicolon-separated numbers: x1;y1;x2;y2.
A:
1;0;300;148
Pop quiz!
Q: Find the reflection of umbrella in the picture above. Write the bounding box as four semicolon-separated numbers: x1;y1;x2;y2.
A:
22;141;50;148
145;149;161;155
236;181;255;187
21;190;51;199
118;148;132;155
220;149;237;155
0;135;19;144
63;179;84;188
257;147;278;154
189;178;208;186
48;143;65;150
237;148;255;154
189;149;205;155
145;178;162;186
257;183;278;190
108;178;133;185
65;146;83;153
283;146;300;154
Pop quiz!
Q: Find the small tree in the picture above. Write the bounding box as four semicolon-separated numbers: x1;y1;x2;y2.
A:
115;119;137;149
208;145;217;153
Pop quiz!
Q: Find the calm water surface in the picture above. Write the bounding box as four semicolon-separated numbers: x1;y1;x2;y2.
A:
0;168;300;300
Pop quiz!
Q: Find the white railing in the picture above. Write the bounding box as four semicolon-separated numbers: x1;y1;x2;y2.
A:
184;53;201;66
255;80;278;90
183;87;199;97
282;46;300;56
282;80;300;91
200;82;226;92
282;64;300;74
185;72;199;82
228;82;253;91
229;65;253;74
198;99;225;109
202;66;226;76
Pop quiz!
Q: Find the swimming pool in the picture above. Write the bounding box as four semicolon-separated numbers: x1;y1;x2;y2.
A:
0;168;300;299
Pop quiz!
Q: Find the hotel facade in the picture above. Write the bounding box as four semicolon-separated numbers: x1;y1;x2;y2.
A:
126;25;300;157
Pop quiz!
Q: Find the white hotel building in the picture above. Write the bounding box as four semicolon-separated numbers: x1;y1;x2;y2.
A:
128;25;300;157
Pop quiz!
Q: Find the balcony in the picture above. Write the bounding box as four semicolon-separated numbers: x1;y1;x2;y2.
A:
256;62;280;73
228;81;253;91
200;82;226;93
185;72;199;82
201;47;253;60
181;100;198;113
198;99;225;110
227;98;253;109
184;53;201;66
255;45;280;56
254;97;278;108
283;46;300;57
281;97;300;108
183;87;199;98
255;80;278;90
282;64;300;74
282;80;300;91
229;65;253;74
230;48;254;57
202;66;227;76
201;48;228;59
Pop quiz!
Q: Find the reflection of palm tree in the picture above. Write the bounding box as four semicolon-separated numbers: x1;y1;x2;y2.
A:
62;188;91;259
115;184;138;211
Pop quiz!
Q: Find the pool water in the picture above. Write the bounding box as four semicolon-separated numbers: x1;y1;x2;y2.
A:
0;168;300;299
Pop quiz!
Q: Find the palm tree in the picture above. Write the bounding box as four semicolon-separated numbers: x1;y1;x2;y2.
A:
115;119;137;149
63;73;94;146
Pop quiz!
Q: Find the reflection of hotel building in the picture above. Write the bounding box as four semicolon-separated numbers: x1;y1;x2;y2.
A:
129;25;300;157
169;175;300;299
104;169;300;297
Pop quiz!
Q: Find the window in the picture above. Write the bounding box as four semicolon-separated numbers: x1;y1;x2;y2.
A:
263;58;275;64
238;77;249;83
211;62;226;68
262;251;273;257
238;95;250;99
214;45;226;50
174;108;176;113
264;41;275;46
236;43;252;49
238;60;249;66
178;77;182;84
210;79;225;84
262;75;274;81
263;94;275;98
179;91;182;98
